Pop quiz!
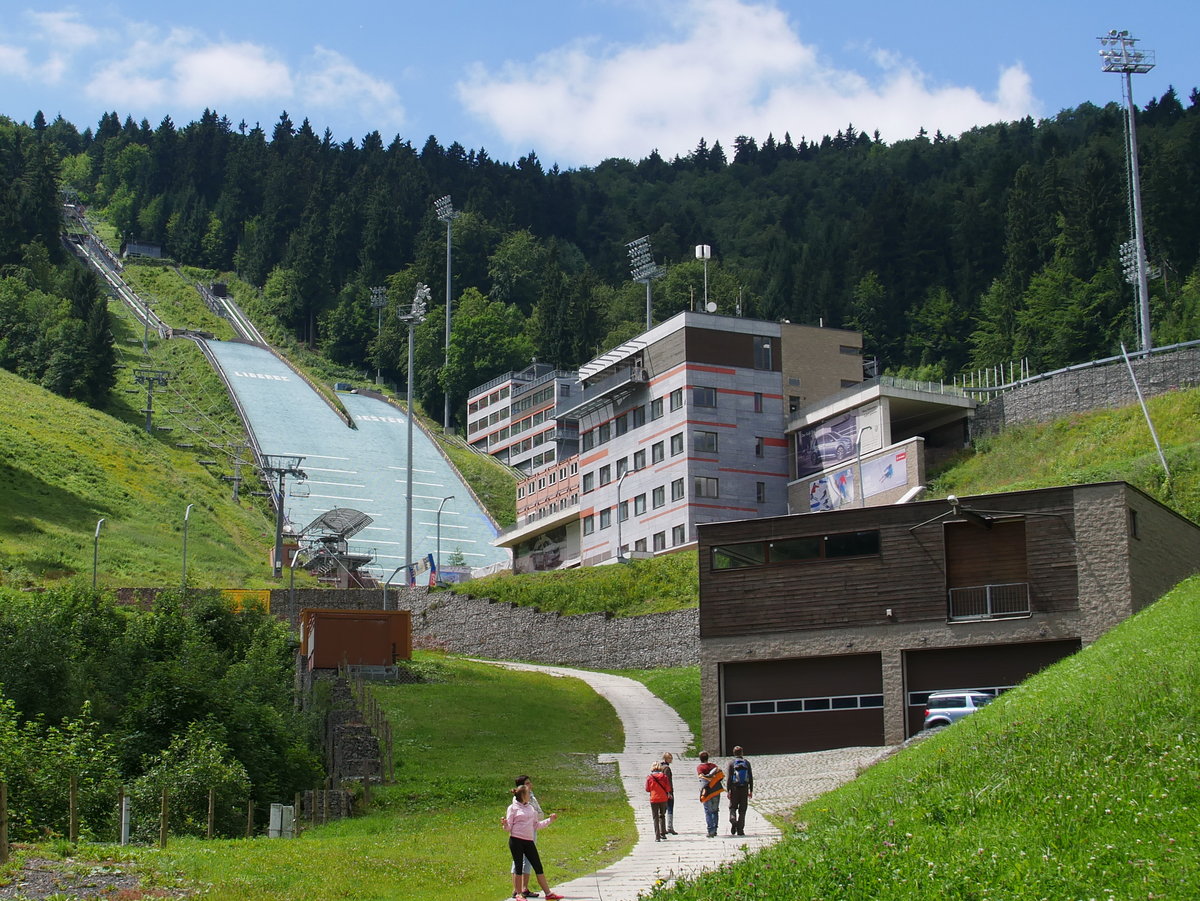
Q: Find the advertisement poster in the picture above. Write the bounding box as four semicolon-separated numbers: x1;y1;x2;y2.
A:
809;468;856;510
861;449;909;499
795;412;858;478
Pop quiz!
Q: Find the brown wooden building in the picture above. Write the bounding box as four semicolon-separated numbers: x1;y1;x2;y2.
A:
698;482;1200;754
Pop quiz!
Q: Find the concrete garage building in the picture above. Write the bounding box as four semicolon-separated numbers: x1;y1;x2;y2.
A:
697;482;1200;755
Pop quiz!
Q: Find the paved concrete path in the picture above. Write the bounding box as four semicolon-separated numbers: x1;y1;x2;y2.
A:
484;660;893;901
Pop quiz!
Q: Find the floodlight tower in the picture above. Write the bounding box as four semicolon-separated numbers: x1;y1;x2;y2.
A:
399;283;431;583
1098;29;1156;351
369;285;387;385
627;236;666;329
434;195;459;431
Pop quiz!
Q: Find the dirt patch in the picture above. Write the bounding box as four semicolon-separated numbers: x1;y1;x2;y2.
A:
0;856;191;900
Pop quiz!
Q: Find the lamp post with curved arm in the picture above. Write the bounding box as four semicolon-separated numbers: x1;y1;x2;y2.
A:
436;495;455;584
855;426;875;508
93;518;105;589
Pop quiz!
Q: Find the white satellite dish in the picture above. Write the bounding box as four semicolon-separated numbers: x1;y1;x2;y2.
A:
705;301;717;313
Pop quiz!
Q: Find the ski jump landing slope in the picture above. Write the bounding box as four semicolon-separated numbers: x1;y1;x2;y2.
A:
203;339;506;577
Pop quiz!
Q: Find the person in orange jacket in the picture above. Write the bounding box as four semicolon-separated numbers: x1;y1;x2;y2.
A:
696;751;724;838
645;761;672;841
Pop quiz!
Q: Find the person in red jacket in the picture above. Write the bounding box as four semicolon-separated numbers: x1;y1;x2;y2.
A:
645;762;672;841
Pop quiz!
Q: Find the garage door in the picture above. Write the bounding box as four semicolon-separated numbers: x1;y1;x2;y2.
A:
903;639;1081;736
721;653;883;754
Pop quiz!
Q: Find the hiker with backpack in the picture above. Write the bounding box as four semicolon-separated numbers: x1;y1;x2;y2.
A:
696;751;724;838
726;745;754;836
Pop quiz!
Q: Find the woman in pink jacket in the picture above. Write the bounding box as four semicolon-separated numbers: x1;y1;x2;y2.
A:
503;783;563;900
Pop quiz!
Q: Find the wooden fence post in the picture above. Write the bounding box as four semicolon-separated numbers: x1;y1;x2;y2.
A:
1;781;9;865
69;773;78;843
293;792;303;837
245;799;254;839
207;787;215;839
158;787;168;849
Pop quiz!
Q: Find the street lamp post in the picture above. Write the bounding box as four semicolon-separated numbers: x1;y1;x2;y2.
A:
381;563;408;611
400;284;431;587
93;518;105;589
182;503;193;590
855;425;875;508
436;495;455;584
434;196;459;431
1098;29;1156;351
615;470;629;562
627;236;666;330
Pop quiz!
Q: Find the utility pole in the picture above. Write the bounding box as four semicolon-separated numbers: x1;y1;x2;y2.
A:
260;455;307;579
132;369;169;433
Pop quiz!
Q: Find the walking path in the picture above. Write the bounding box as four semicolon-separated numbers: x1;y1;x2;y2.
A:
485;661;893;901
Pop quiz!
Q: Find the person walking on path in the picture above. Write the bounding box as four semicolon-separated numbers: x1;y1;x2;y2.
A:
645;762;672;842
726;746;754;836
696;751;724;838
503;783;564;901
660;752;678;835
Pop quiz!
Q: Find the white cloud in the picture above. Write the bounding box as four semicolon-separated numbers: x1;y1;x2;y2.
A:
0;44;31;78
456;0;1038;165
297;47;405;132
27;10;101;50
173;43;294;106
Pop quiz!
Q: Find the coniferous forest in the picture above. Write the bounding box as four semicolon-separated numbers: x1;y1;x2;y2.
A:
3;88;1200;425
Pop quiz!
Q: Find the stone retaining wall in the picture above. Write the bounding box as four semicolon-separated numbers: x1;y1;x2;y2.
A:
276;586;700;669
973;344;1200;436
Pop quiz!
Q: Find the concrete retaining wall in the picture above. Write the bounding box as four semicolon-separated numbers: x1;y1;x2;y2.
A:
973;344;1200;436
275;586;700;669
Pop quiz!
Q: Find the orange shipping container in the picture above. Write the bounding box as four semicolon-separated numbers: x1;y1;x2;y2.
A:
300;608;412;670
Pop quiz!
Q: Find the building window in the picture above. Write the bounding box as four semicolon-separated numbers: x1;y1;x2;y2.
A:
694;431;718;453
672;524;686;546
695;476;719;498
599;422;611;443
651;397;664;420
755;436;764;457
582;430;595;451
633;449;646;470
599;465;612;486
583;515;595;535
756;481;766;503
753;337;773;370
753;392;764;413
615;413;629;436
669;388;683;411
632;405;646;428
652;441;665;463
670;433;684;456
582;472;595;493
693;386;717;407
635;538;647;552
616;457;628;477
653;486;665;508
653;531;666;551
671;478;685;501
560;383;572;396
599;508;611;529
618;501;629;522
634;494;647;515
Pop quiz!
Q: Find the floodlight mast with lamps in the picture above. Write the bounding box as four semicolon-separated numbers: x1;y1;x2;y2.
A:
369;285;387;384
627;236;666;329
1098;29;1156;352
434;196;459;431
400;284;431;586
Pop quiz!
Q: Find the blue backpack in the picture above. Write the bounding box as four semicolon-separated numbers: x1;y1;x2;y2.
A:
729;757;750;786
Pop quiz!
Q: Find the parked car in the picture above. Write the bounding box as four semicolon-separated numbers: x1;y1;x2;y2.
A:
815;432;853;460
922;689;993;730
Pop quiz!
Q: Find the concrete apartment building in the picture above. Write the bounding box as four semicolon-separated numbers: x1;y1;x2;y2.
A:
477;311;863;571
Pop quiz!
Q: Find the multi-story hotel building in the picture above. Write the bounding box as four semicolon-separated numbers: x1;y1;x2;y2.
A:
473;311;863;572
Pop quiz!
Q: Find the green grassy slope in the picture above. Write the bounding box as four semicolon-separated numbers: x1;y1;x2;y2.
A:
0;363;274;588
650;573;1200;900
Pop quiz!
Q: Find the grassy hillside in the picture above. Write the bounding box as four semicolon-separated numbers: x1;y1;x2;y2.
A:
0;362;275;589
650;573;1200;899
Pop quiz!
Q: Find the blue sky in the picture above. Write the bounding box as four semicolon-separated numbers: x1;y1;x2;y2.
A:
0;1;1194;169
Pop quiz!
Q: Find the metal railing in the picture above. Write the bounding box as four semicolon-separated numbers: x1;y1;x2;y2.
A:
948;582;1031;621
